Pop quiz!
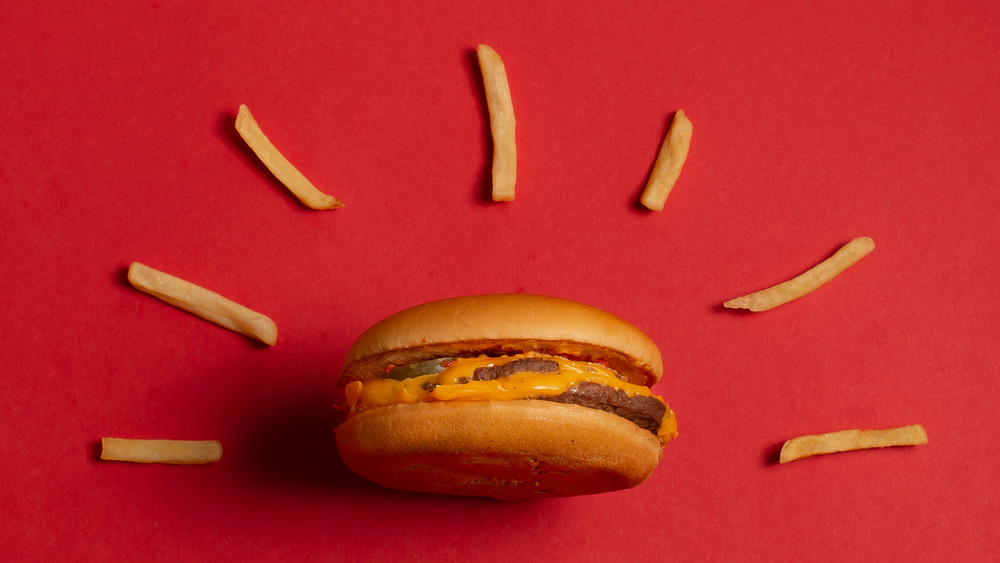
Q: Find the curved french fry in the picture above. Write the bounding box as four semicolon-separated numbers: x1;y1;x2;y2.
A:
236;104;344;210
779;424;927;464
724;237;875;312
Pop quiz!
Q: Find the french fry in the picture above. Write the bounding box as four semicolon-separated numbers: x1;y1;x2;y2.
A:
477;44;516;202
235;104;344;210
724;237;875;312
127;262;277;346
640;110;693;211
101;438;223;465
779;424;927;464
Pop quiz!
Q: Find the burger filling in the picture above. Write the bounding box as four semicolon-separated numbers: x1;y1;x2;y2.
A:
342;352;677;441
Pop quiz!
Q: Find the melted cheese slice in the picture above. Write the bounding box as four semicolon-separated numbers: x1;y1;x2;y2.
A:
344;352;677;440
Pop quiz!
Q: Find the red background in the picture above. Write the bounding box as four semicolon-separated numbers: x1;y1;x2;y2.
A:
3;1;998;561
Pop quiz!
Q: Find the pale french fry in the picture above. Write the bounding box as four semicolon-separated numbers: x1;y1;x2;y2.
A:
235;104;344;210
724;237;875;312
127;262;277;346
640;110;693;211
477;44;516;202
779;424;927;464
101;438;223;465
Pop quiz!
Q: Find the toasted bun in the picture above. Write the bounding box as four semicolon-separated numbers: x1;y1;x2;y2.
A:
339;294;662;387
335;400;663;500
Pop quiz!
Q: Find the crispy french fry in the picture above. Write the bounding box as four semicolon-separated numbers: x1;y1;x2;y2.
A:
477;44;516;202
640;110;693;211
127;262;277;346
779;424;927;464
235;104;344;210
101;438;223;465
724;237;875;312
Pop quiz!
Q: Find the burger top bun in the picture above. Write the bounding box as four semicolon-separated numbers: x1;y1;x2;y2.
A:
339;293;663;387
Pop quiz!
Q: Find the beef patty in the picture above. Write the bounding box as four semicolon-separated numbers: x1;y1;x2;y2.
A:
538;381;666;435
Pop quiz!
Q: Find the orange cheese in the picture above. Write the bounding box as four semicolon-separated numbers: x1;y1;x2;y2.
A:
345;352;677;440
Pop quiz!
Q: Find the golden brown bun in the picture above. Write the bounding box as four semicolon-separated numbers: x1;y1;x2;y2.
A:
339;293;663;387
335;400;663;500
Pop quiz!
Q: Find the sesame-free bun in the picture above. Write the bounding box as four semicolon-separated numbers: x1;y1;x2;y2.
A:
334;400;663;500
339;293;663;387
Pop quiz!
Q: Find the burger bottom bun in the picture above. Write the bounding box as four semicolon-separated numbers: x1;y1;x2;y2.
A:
335;400;664;500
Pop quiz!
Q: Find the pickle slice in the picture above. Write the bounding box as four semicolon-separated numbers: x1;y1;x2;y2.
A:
384;358;455;380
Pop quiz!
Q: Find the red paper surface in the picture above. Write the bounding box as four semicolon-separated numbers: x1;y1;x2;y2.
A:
2;1;998;561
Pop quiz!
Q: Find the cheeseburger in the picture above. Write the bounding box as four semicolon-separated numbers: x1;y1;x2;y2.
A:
334;294;677;500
